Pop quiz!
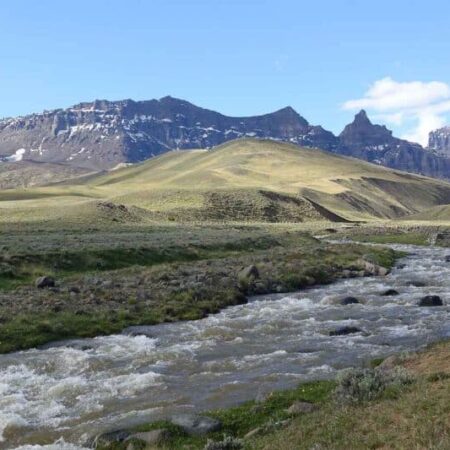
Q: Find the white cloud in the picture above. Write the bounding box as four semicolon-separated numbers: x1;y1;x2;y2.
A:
343;77;450;146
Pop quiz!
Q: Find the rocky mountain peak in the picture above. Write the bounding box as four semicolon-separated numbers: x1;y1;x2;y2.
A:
353;109;371;124
339;110;393;147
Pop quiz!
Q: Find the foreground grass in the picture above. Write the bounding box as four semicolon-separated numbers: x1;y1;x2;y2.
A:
98;341;450;450
250;342;450;450
97;380;335;450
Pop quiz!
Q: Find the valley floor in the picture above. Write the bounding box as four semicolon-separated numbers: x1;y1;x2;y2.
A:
0;222;397;353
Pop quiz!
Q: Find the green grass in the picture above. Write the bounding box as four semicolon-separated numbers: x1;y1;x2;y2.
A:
0;287;245;353
349;232;429;246
0;234;282;291
0;228;401;353
97;380;335;450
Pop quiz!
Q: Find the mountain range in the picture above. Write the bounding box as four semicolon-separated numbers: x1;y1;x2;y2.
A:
1;96;450;182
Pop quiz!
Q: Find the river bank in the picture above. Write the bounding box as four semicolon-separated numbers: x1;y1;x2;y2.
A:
93;339;450;450
0;226;398;353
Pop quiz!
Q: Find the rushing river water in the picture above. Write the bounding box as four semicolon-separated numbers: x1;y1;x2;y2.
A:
1;244;450;449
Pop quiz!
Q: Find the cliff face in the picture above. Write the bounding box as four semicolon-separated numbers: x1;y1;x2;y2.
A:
336;110;450;179
0;96;336;170
429;127;450;157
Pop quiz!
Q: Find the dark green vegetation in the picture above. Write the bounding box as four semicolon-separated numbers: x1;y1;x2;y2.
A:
347;231;430;246
98;341;450;450
0;224;399;353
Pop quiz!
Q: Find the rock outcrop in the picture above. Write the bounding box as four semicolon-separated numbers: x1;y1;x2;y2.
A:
429;127;450;157
337;110;450;179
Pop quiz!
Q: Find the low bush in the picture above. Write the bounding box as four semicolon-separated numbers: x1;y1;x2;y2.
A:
204;435;243;450
334;367;414;404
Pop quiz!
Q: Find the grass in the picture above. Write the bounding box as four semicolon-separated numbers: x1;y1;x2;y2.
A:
97;380;335;450
0;235;280;291
249;343;450;450
0;226;401;353
2;139;450;226
348;232;429;246
0;286;246;353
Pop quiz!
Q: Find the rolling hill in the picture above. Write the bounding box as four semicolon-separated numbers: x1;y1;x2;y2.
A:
2;139;450;225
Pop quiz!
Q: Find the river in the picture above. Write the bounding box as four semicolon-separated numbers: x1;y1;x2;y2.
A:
1;244;450;449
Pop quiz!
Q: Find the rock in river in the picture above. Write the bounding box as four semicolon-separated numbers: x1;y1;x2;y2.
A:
418;295;443;306
329;326;362;336
339;296;360;305
382;289;399;296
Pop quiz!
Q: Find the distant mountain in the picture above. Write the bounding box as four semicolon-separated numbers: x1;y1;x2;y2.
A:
337;110;450;179
429;126;450;157
0;96;336;171
1;96;450;180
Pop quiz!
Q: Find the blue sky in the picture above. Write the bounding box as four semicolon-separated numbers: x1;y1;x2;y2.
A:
1;0;449;144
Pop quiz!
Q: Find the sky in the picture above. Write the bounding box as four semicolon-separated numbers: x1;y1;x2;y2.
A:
1;0;450;145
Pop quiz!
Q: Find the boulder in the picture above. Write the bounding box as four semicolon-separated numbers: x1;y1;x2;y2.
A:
382;289;399;296
358;259;389;276
329;326;362;336
238;265;259;281
445;255;450;262
171;414;221;435
408;280;426;287
127;429;171;446
418;295;443;307
339;296;360;305
285;401;318;415
123;326;154;338
35;276;55;289
92;429;130;447
244;427;263;439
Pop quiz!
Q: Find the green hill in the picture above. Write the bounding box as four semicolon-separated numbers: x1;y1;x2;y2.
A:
2;139;450;225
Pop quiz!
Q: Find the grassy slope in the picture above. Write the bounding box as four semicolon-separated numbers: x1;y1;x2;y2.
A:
2;139;450;224
249;341;450;450
402;204;450;221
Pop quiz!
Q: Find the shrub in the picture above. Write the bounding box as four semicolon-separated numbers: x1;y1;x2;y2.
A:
334;367;414;404
204;435;244;450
